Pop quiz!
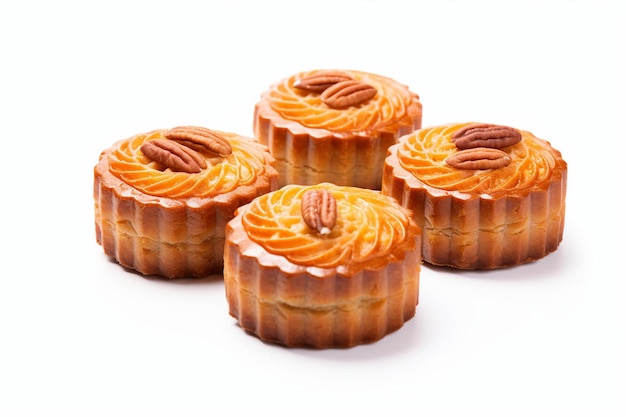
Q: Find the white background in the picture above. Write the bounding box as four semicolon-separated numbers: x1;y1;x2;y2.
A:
1;1;624;416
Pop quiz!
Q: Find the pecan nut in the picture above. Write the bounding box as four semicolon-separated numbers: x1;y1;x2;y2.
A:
164;126;232;157
321;80;377;109
451;123;522;149
293;70;354;93
445;147;511;170
141;139;207;173
301;188;337;235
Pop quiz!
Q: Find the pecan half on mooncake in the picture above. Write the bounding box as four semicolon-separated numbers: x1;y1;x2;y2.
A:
224;183;422;348
254;69;423;189
94;126;279;278
381;122;567;269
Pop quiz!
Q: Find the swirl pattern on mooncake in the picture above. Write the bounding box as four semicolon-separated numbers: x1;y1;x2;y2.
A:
266;69;419;132
241;184;416;269
397;123;558;195
108;130;272;199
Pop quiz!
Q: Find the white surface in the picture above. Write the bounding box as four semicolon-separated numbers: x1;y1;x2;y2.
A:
1;1;624;416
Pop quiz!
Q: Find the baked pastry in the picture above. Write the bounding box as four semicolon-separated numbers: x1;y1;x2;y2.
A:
254;69;423;189
94;126;279;279
382;122;567;269
224;183;422;348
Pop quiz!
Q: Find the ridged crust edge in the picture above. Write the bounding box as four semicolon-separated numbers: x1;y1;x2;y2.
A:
223;211;422;348
94;149;279;278
253;99;421;189
381;144;567;269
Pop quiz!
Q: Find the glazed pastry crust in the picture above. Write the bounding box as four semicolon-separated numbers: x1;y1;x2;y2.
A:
254;69;422;189
223;184;422;348
94;129;279;278
382;123;567;269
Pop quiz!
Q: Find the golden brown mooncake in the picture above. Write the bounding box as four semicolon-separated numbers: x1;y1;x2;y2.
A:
381;122;567;269
94;126;279;279
254;69;423;189
224;183;422;348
